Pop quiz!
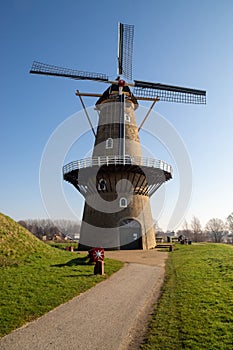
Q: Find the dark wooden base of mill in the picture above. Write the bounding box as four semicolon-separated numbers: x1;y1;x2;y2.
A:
78;193;156;251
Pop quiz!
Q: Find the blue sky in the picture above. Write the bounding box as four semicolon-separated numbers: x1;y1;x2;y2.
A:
1;0;233;230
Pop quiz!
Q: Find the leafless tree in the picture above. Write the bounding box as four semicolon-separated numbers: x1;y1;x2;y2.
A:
54;219;80;236
154;220;163;233
226;213;233;232
205;218;227;243
176;219;193;240
226;213;233;243
18;219;80;240
154;220;166;241
190;216;203;242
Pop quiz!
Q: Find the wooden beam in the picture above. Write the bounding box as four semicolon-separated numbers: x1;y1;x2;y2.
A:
76;91;102;98
138;98;159;132
76;90;96;137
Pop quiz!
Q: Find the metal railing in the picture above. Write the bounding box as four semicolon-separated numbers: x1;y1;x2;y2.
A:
63;155;172;175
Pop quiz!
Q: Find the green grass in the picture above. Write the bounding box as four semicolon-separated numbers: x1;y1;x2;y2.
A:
47;242;79;250
141;244;233;350
0;213;123;337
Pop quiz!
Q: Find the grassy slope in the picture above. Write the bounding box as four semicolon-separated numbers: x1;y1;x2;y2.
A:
141;244;233;350
0;213;56;266
0;213;123;337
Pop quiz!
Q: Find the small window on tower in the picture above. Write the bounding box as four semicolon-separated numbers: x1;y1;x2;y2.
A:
119;197;127;208
98;179;106;191
106;138;113;149
125;114;130;122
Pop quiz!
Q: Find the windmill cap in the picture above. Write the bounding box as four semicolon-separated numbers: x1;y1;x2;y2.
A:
95;83;138;109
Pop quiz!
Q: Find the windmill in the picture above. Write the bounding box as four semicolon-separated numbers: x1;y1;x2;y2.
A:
30;23;206;250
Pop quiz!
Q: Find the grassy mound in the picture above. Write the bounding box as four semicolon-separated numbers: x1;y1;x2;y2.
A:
0;213;57;266
0;213;123;337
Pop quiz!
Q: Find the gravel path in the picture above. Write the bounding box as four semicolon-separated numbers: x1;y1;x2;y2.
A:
0;250;168;350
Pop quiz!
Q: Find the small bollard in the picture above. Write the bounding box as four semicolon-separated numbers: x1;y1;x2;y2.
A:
89;248;105;274
94;260;104;275
66;246;74;252
169;245;174;252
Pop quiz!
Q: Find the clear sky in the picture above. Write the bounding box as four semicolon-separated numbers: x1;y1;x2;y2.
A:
1;0;233;231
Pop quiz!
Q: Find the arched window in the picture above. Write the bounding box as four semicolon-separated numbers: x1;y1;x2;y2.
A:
119;197;127;208
125;114;130;122
106;138;113;149
98;179;106;191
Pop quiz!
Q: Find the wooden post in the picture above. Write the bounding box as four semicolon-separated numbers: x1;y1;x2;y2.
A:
94;260;104;275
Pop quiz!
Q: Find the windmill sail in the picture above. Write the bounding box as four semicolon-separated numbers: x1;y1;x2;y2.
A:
133;80;206;104
30;61;109;82
118;23;134;80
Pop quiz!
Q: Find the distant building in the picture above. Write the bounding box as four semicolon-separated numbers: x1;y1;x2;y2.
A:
166;231;179;243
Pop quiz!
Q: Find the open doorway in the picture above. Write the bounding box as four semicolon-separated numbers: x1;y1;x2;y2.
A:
119;219;142;249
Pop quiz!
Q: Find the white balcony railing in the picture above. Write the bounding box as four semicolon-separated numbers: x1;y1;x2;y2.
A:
63;155;172;175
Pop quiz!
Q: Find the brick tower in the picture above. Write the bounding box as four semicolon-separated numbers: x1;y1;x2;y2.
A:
63;83;172;250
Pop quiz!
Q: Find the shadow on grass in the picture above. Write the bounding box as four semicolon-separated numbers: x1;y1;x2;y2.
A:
64;274;98;278
52;256;90;267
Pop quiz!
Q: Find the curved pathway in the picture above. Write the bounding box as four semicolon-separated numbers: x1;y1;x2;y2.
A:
0;250;168;350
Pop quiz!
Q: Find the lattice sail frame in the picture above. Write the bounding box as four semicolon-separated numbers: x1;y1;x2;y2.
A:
30;23;206;104
133;85;206;104
30;61;109;82
118;23;134;80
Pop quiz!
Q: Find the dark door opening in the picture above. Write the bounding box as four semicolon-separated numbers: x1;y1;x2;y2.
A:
119;219;142;249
